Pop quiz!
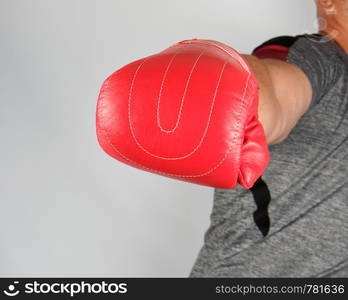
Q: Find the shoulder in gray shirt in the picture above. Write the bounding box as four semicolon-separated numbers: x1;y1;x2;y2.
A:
189;34;348;277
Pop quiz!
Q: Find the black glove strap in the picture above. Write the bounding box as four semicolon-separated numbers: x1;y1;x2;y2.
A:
249;177;271;236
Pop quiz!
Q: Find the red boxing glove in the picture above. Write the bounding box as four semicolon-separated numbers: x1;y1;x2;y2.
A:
96;39;269;189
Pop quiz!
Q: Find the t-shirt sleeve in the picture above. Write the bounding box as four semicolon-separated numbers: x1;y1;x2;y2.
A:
252;34;342;110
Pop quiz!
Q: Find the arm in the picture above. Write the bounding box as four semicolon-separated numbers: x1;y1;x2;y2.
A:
243;55;313;144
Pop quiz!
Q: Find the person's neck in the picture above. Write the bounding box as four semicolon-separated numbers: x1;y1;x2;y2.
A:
333;31;348;53
320;24;348;54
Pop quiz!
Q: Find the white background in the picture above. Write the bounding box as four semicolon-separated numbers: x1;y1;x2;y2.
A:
0;0;316;277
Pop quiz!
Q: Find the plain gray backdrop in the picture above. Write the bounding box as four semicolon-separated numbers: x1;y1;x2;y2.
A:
0;0;316;277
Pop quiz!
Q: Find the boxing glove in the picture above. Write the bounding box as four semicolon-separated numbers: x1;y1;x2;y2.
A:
96;39;270;189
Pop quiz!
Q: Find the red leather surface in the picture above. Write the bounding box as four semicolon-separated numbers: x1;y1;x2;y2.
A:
96;39;269;189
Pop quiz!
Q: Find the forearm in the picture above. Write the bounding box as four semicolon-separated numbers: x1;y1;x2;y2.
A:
243;55;312;145
243;55;285;144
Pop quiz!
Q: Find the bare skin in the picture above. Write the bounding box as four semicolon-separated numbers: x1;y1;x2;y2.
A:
317;0;348;52
246;0;348;145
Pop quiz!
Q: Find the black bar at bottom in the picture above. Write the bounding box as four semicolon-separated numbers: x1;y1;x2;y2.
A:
0;278;346;299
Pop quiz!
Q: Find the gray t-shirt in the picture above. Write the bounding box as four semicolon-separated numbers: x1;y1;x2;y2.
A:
189;34;348;277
